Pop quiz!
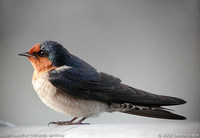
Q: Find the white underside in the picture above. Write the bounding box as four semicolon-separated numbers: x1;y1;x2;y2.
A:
32;72;108;118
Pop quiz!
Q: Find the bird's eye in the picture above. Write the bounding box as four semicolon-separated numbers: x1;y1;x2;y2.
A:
38;50;47;57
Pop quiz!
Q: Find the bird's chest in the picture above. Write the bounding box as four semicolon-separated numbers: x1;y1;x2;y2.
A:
32;73;107;117
32;74;56;102
32;73;63;112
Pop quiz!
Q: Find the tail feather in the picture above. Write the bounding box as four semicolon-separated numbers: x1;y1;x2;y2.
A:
121;108;186;120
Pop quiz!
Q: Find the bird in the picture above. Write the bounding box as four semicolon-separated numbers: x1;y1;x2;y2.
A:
19;41;186;125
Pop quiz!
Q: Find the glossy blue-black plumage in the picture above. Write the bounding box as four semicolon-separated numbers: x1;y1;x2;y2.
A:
41;41;95;70
49;67;186;106
41;41;186;106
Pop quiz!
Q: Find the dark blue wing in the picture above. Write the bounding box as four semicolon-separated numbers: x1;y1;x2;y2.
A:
48;66;186;106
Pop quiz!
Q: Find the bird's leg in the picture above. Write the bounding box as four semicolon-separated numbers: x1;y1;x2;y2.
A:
48;117;78;126
74;117;90;125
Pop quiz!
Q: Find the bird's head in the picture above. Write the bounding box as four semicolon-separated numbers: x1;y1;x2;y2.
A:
19;41;71;72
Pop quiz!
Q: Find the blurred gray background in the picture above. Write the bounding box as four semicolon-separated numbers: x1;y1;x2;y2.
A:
0;0;199;126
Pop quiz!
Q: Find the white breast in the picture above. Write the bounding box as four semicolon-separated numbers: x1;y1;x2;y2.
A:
32;72;108;117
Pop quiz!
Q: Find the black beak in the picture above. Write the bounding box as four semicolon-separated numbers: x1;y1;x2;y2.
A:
18;52;37;59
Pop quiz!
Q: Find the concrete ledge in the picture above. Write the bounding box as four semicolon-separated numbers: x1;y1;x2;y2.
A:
0;122;199;138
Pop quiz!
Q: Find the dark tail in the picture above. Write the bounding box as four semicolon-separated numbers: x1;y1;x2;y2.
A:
121;108;186;120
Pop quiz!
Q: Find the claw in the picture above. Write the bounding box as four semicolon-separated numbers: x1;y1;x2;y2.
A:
48;121;73;126
48;117;89;126
73;122;90;125
48;121;90;126
48;121;56;126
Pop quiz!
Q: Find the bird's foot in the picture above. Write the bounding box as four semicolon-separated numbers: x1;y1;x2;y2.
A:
48;121;73;126
48;117;89;126
72;122;90;125
48;121;90;126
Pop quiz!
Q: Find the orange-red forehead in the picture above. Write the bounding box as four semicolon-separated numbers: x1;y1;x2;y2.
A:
28;43;41;54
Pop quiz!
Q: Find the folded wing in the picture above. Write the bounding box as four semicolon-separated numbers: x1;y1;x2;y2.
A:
48;66;186;106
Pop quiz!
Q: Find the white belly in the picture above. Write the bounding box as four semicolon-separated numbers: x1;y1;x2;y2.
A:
32;73;108;117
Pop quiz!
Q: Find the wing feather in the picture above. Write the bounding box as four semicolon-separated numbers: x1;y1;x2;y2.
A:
48;66;186;106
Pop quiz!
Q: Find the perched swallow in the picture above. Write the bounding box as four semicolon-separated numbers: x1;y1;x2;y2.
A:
19;41;186;125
